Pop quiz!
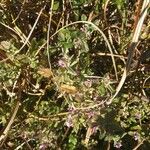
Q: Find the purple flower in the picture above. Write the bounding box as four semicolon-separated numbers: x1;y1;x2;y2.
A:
58;59;66;68
91;126;98;134
39;143;48;150
65;114;73;127
84;79;92;87
75;69;81;76
135;113;141;119
134;132;139;141
87;111;95;119
114;141;122;149
68;105;76;113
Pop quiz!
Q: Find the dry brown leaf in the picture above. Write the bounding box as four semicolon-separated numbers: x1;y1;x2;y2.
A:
38;68;53;78
60;84;77;94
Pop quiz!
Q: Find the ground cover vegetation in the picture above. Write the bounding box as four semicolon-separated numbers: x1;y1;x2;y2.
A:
0;0;150;149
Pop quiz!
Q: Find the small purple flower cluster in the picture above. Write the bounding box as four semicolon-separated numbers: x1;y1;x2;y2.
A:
114;141;122;149
135;113;141;120
58;59;67;68
87;111;95;119
65;114;73;128
39;143;48;150
84;79;92;88
134;132;139;141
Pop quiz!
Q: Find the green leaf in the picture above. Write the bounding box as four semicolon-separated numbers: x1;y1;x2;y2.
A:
68;134;77;149
130;125;142;131
81;14;87;21
98;83;106;96
63;42;73;49
115;0;124;10
53;2;59;11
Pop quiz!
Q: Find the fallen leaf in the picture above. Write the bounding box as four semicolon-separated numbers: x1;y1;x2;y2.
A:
38;68;53;78
60;84;77;94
